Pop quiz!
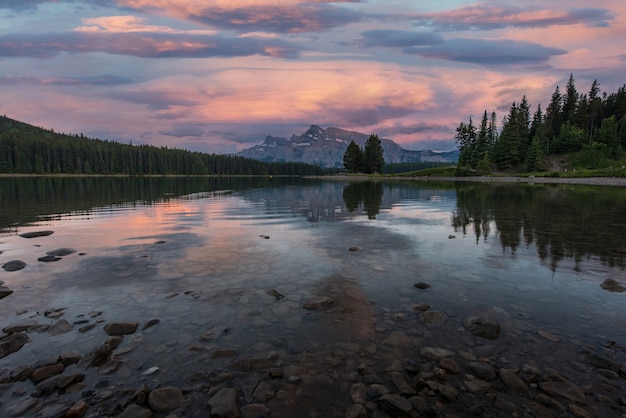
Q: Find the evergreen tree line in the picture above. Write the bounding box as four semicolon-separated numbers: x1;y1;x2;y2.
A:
456;74;626;172
0;115;330;176
343;134;385;174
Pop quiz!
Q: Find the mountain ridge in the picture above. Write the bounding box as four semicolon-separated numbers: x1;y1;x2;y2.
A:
237;125;458;168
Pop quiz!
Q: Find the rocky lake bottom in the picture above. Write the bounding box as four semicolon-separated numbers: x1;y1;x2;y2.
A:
1;179;626;417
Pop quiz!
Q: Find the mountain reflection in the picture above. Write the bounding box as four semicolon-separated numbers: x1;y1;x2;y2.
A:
452;183;626;270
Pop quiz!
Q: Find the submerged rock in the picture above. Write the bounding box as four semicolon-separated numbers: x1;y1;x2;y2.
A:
19;230;54;238
103;322;138;336
0;285;14;299
0;332;30;359
38;255;62;262
2;260;26;272
464;316;501;339
46;248;77;256
600;278;626;292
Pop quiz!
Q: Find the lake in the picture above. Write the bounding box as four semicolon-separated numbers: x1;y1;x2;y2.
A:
1;176;625;417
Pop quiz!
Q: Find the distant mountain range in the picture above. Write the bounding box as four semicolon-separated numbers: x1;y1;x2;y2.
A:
237;125;458;168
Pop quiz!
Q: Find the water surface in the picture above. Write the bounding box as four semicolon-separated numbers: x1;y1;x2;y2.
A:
1;177;625;416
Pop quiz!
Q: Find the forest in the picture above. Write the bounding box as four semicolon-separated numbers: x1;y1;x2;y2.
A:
0;115;330;176
455;75;626;173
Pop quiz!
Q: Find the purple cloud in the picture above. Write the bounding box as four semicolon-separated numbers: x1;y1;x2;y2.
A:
410;5;614;31
0;31;302;59
0;75;135;86
405;38;567;66
357;30;443;48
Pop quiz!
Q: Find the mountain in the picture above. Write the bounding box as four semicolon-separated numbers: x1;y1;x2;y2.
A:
237;125;458;168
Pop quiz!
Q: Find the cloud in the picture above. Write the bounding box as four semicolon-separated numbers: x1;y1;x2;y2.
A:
357;30;443;48
410;5;614;31
0;31;302;59
159;123;206;138
406;38;566;65
114;0;363;33
0;75;135;86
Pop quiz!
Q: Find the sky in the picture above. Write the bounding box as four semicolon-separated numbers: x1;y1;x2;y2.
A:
0;1;625;154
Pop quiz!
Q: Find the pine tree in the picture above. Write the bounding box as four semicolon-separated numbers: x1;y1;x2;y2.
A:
343;140;363;173
363;134;384;174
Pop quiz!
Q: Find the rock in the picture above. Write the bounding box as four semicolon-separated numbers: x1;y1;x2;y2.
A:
539;381;586;404
99;359;122;375
586;353;620;372
31;363;64;383
266;288;284;300
59;351;82;366
241;403;271;418
148;386;184;412
0;286;14;299
64;400;88;418
207;387;239;418
419;310;447;326
49;319;74;335
419;347;455;361
464;376;491;393
46;248;76;256
464;316;501;339
414;282;431;289
231;358;272;371
350;382;367;404
142;319;160;330
81;345;111;368
2;260;26;272
438;383;459;401
212;349;238;358
389;371;416;395
382;331;411;347
19;231;54;238
499;368;529;393
3;321;38;334
600;278;626;292
37;255;62;262
345;403;368;418
413;303;431;311
538;330;560;342
377;394;412;416
348;246;360;251
303;301;320;310
253;381;275;402
0;332;29;359
117;404;153;418
467;362;497;381
5;397;38;416
103;321;138;335
440;358;462;374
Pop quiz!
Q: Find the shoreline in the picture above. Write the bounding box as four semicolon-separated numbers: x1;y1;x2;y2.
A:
316;175;626;187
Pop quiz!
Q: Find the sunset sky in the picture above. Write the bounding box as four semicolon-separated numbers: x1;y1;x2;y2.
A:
1;1;625;154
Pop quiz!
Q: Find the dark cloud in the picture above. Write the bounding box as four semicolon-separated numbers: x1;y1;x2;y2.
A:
0;31;302;59
410;5;614;31
0;75;135;86
159;124;206;139
160;3;362;34
381;122;453;136
405;38;567;65
106;91;200;111
357;30;443;48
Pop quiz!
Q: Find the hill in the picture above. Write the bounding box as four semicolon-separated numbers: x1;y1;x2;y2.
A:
0;115;325;176
237;125;458;168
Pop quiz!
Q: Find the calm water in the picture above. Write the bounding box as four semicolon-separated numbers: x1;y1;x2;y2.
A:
1;176;626;415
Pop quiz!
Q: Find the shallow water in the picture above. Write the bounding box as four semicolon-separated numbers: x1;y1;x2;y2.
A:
1;177;625;416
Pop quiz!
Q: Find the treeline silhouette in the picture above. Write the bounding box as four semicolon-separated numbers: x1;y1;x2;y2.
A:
0;115;331;176
456;74;626;172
